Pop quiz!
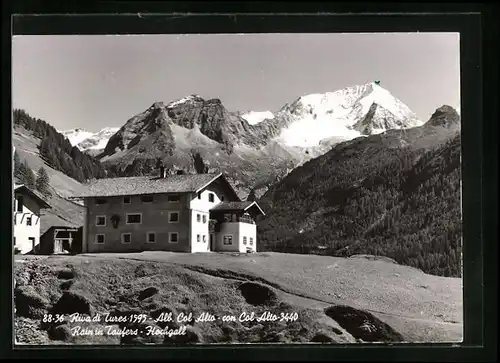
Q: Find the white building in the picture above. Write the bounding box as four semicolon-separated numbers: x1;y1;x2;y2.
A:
13;184;51;254
71;172;265;254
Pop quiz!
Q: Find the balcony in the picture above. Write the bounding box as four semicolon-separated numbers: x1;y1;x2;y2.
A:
238;216;256;224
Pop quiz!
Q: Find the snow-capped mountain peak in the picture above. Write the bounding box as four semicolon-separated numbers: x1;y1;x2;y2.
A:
59;128;94;146
60;127;120;152
288;82;373;116
346;82;421;127
241;110;275;125
167;94;202;108
90;86;448;200
274;82;423;148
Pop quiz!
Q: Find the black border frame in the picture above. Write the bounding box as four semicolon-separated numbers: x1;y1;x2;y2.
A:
2;1;498;361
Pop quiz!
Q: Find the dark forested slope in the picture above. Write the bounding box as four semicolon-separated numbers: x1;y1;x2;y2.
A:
257;106;461;277
13;109;111;182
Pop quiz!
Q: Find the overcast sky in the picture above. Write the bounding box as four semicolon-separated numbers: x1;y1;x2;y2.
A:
12;33;460;132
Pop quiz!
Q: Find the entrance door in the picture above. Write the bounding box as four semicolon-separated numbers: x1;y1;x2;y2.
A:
54;240;63;254
28;237;36;254
209;234;215;251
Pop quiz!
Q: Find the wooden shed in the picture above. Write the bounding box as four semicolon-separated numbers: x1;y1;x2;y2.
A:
39;226;83;255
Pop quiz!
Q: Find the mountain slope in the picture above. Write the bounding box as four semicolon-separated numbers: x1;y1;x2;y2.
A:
15;252;462;343
257;106;461;277
97;82;421;199
14;109;111;183
13;126;86;234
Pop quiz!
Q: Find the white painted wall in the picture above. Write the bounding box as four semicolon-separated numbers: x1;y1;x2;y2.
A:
238;222;257;253
189;188;223;252
189;188;223;212
190;209;210;252
215;222;240;252
13;195;41;254
214;222;257;253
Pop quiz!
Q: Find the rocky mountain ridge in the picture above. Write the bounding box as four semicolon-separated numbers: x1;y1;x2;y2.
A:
89;82;426;199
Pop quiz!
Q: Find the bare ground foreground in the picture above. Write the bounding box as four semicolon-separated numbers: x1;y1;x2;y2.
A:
13;252;462;345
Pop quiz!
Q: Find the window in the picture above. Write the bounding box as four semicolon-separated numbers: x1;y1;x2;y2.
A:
168;211;179;223
197;234;201;242
96;198;107;205
14;215;16;225
13;237;16;246
95;234;105;244
223;235;233;245
197;214;201;222
26;216;32;226
17;196;23;212
123;196;131;204
197;192;201;199
29;237;36;250
126;213;142;224
147;232;156;243
243;236;247;245
208;193;215;203
96;216;106;226
169;232;178;243
203;235;207;243
168;194;180;202
121;233;131;244
141;195;154;203
202;215;207;224
250;238;254;246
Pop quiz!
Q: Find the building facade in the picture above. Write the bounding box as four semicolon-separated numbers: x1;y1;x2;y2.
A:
13;185;51;254
72;173;265;254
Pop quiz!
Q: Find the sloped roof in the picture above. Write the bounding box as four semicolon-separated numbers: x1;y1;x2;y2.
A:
70;173;237;199
14;185;51;209
210;201;265;215
42;225;81;237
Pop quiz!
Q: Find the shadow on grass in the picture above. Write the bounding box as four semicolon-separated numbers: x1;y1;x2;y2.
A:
324;305;404;342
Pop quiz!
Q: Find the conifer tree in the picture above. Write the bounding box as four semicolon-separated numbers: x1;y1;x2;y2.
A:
21;160;36;189
192;151;207;174
247;189;257;202
13;151;21;180
35;166;51;196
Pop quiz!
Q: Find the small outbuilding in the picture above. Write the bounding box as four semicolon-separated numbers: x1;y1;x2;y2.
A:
39;226;83;255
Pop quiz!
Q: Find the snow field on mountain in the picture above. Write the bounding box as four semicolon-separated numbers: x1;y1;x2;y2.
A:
241;111;275;125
